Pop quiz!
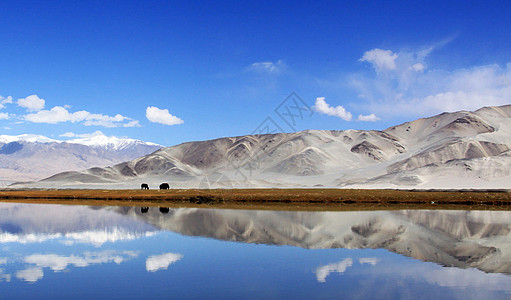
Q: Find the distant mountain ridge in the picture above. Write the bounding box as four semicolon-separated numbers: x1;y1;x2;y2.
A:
0;133;161;150
0;134;162;183
17;104;511;189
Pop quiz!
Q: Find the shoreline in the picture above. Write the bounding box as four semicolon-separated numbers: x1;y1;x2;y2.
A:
1;188;510;211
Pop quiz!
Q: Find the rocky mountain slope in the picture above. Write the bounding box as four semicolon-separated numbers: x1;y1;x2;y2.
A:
0;134;162;183
25;104;511;188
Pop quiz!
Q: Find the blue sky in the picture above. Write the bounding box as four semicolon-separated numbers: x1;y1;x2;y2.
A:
1;1;510;146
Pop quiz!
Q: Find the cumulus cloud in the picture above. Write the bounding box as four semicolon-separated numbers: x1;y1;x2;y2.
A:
17;95;45;112
358;113;380;122
360;49;398;71
146;253;183;272
352;46;511;117
0;96;13;109
0;112;8;120
315;258;353;282
146;106;184;126
313;97;352;121
249;60;286;74
24;106;140;128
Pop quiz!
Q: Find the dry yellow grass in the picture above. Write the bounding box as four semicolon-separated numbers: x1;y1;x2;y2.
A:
0;188;510;211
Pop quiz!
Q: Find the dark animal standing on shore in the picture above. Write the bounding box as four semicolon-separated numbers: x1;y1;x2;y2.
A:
159;207;170;214
159;183;170;190
140;207;149;213
141;183;149;190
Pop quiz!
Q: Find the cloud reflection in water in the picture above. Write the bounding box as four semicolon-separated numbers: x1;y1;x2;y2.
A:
146;253;183;272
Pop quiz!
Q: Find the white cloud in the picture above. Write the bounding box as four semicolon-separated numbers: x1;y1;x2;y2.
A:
24;106;139;128
17;95;45;112
313;97;352;121
411;63;426;72
352;46;511;117
60;132;78;138
0;96;13;109
146;106;184;126
358;113;380;122
60;131;104;138
24;106;92;123
123;120;140;127
315;258;353;282
0;258;7;264
146;253;183;272
16;267;43;283
0;112;8;120
360;49;398;71
249;60;285;74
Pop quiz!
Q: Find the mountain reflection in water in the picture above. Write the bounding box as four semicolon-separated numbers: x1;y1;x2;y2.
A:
115;206;511;274
0;203;510;299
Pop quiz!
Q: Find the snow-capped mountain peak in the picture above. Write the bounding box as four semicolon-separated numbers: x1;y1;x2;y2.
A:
0;132;162;150
66;134;162;151
0;134;60;144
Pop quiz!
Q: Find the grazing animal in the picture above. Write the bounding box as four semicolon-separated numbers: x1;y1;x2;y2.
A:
159;207;170;214
159;183;170;190
140;207;149;213
141;183;149;190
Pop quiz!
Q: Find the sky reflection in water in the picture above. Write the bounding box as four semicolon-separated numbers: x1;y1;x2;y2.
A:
0;203;510;299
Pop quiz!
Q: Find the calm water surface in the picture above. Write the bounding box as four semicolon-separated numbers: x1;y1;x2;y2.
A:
0;203;510;299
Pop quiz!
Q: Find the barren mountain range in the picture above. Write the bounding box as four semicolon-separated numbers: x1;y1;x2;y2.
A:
12;104;511;189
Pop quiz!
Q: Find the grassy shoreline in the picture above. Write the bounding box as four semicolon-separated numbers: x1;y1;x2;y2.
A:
1;188;510;211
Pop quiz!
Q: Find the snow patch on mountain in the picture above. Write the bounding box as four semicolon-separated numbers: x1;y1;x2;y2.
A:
0;134;59;144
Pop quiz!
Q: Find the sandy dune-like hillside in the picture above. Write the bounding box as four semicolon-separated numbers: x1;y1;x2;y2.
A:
20;105;511;189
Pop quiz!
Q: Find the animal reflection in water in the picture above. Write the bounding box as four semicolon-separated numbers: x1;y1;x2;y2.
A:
139;207;170;214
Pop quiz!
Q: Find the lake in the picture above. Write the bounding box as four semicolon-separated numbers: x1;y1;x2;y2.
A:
0;203;510;299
